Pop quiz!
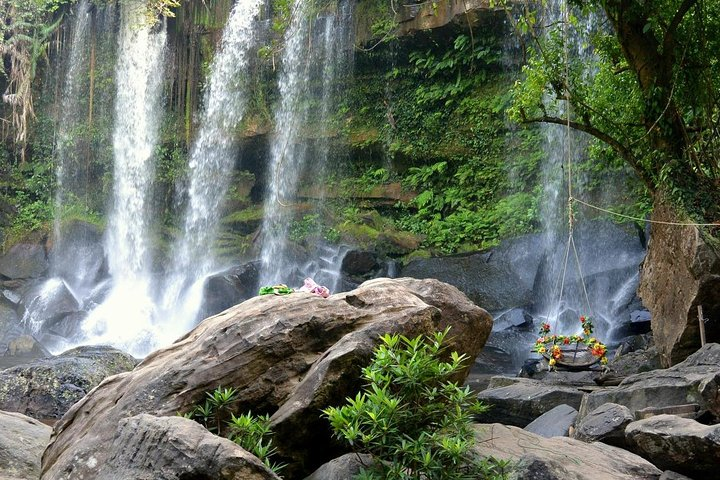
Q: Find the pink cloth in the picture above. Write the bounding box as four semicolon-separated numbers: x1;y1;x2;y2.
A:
299;277;330;298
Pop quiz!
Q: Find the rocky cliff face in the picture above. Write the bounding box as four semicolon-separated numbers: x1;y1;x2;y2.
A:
639;198;720;366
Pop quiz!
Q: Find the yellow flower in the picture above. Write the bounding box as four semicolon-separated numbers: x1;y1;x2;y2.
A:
538;346;547;354
549;358;556;366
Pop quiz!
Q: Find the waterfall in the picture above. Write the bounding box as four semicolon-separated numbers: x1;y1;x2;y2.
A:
259;0;354;289
159;0;264;331
53;0;91;246
79;1;167;357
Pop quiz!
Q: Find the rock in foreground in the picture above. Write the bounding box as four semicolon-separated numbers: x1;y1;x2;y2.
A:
0;410;52;480
41;278;492;479
473;423;662;480
96;414;280;480
625;414;720;479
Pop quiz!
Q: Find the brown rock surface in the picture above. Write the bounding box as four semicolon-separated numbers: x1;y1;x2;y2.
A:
473;423;662;479
0;410;52;480
41;278;492;479
95;414;280;480
639;199;720;366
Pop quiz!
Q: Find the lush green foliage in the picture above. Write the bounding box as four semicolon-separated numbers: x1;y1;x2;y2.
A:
181;386;285;475
323;329;509;480
508;0;720;224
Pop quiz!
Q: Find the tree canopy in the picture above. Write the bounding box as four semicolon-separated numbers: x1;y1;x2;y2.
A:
510;0;720;223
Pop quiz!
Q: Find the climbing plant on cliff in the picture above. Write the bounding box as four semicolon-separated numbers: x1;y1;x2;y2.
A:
508;0;720;225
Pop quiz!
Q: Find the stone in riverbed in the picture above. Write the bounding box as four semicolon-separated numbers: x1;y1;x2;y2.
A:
0;409;52;480
40;278;492;480
476;377;585;427
0;345;137;420
473;423;662;480
579;343;720;423
523;403;578;438
303;453;373;480
625;414;720;479
573;402;634;448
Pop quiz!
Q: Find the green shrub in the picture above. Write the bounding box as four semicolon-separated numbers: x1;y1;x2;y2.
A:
323;329;510;480
181;386;284;475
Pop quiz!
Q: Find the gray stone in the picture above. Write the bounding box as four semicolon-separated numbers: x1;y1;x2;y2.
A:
19;279;80;329
493;308;533;331
473;423;662;480
580;343;720;422
0;333;51;370
50;220;106;290
41;278;493;480
401;253;532;312
625;414;720;479
524;404;578;438
476;377;585;427
0;345;137;420
95;414;280;480
0;243;48;280
0;409;52;480
304;453;373;480
660;471;695;480
573;402;634;448
200;261;260;317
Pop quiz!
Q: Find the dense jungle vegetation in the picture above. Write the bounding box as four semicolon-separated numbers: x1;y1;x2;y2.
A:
0;0;716;259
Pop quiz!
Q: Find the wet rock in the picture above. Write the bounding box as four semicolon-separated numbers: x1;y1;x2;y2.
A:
41;278;492;480
402;253;532;312
486;233;544;292
18;279;80;329
573;402;634;448
609;345;663;376
0;243;48;279
0;345;137;420
0;410;52;480
340;250;380;282
39;311;87;340
524;403;578;438
625;414;720;479
580;343;720;423
94;414;280;480
304;453;373;480
200;261;260;317
493;308;533;331
639;200;720;366
50;220;106;289
476;377;585;427
473;423;662;480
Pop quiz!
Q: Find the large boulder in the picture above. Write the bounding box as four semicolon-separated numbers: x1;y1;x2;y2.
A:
0;345;137;420
41;278;492;480
0;243;48;280
625;415;720;479
95;414;280;480
473;423;662;479
579;343;720;422
401;253;532;312
0;410;52;480
639;200;720;366
476;377;586;427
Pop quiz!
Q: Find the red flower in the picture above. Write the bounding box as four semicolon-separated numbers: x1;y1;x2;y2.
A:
563;337;570;345
580;316;586;323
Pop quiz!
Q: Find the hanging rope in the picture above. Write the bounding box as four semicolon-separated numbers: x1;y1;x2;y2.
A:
550;0;594;329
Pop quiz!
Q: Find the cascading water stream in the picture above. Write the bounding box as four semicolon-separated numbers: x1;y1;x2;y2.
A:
159;0;264;331
79;1;167;357
259;0;354;289
52;0;91;246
